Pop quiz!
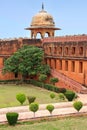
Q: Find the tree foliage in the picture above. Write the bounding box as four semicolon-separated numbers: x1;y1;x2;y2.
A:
3;45;50;80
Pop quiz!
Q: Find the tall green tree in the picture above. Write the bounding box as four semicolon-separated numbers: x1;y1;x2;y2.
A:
3;45;50;81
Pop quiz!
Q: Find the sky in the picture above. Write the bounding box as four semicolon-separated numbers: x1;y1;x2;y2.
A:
0;0;87;39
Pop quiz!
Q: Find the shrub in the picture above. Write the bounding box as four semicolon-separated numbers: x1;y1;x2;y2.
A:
44;84;54;91
27;96;36;104
39;74;47;83
46;104;54;115
58;93;65;100
16;93;26;105
29;102;39;117
59;88;66;93
50;77;59;85
30;79;42;87
6;112;19;125
53;86;59;93
73;101;83;112
50;92;55;99
64;90;75;101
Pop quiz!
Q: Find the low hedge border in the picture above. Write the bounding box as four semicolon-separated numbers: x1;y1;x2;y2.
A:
0;79;67;94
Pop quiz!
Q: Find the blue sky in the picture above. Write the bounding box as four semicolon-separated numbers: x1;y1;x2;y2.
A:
0;0;87;39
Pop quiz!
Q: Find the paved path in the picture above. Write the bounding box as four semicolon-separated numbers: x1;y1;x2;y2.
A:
0;93;87;124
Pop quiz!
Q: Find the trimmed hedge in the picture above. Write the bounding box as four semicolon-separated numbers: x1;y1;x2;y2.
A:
58;88;66;93
64;90;75;101
30;79;59;93
6;112;19;125
44;84;59;92
0;79;20;84
30;79;43;87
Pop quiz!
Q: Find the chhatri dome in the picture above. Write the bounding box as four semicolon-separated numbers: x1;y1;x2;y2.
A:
26;3;61;39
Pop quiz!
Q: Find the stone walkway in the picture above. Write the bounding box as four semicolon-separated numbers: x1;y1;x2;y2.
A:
0;93;87;124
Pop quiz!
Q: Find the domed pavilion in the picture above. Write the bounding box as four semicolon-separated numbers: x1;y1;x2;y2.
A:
25;4;61;39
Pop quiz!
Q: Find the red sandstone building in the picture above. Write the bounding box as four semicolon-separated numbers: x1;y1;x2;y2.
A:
0;5;87;92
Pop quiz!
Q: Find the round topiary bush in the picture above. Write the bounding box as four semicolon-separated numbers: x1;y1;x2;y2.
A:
6;112;19;125
64;90;75;101
16;93;26;105
27;96;36;104
73;101;83;112
58;93;65;100
50;92;55;99
29;102;39;117
46;104;54;115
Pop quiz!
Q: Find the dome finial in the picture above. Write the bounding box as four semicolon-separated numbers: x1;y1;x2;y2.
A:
42;2;44;10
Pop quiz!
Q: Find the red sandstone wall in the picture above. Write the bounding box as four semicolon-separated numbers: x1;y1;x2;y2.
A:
43;35;87;43
0;38;42;80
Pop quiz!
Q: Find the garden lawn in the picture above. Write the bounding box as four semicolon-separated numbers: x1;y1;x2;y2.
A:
0;117;87;130
0;84;59;108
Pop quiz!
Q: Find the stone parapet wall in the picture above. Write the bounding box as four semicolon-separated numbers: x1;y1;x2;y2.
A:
43;35;87;43
0;38;42;55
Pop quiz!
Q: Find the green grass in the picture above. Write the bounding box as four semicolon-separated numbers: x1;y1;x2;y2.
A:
0;84;60;108
0;117;87;130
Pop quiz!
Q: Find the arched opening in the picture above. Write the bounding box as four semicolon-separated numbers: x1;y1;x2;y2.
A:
59;60;62;70
65;47;69;55
79;47;83;55
79;62;83;73
71;61;75;72
31;32;34;39
59;47;62;54
54;46;57;54
65;61;68;71
44;32;50;38
72;47;76;55
36;32;42;39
